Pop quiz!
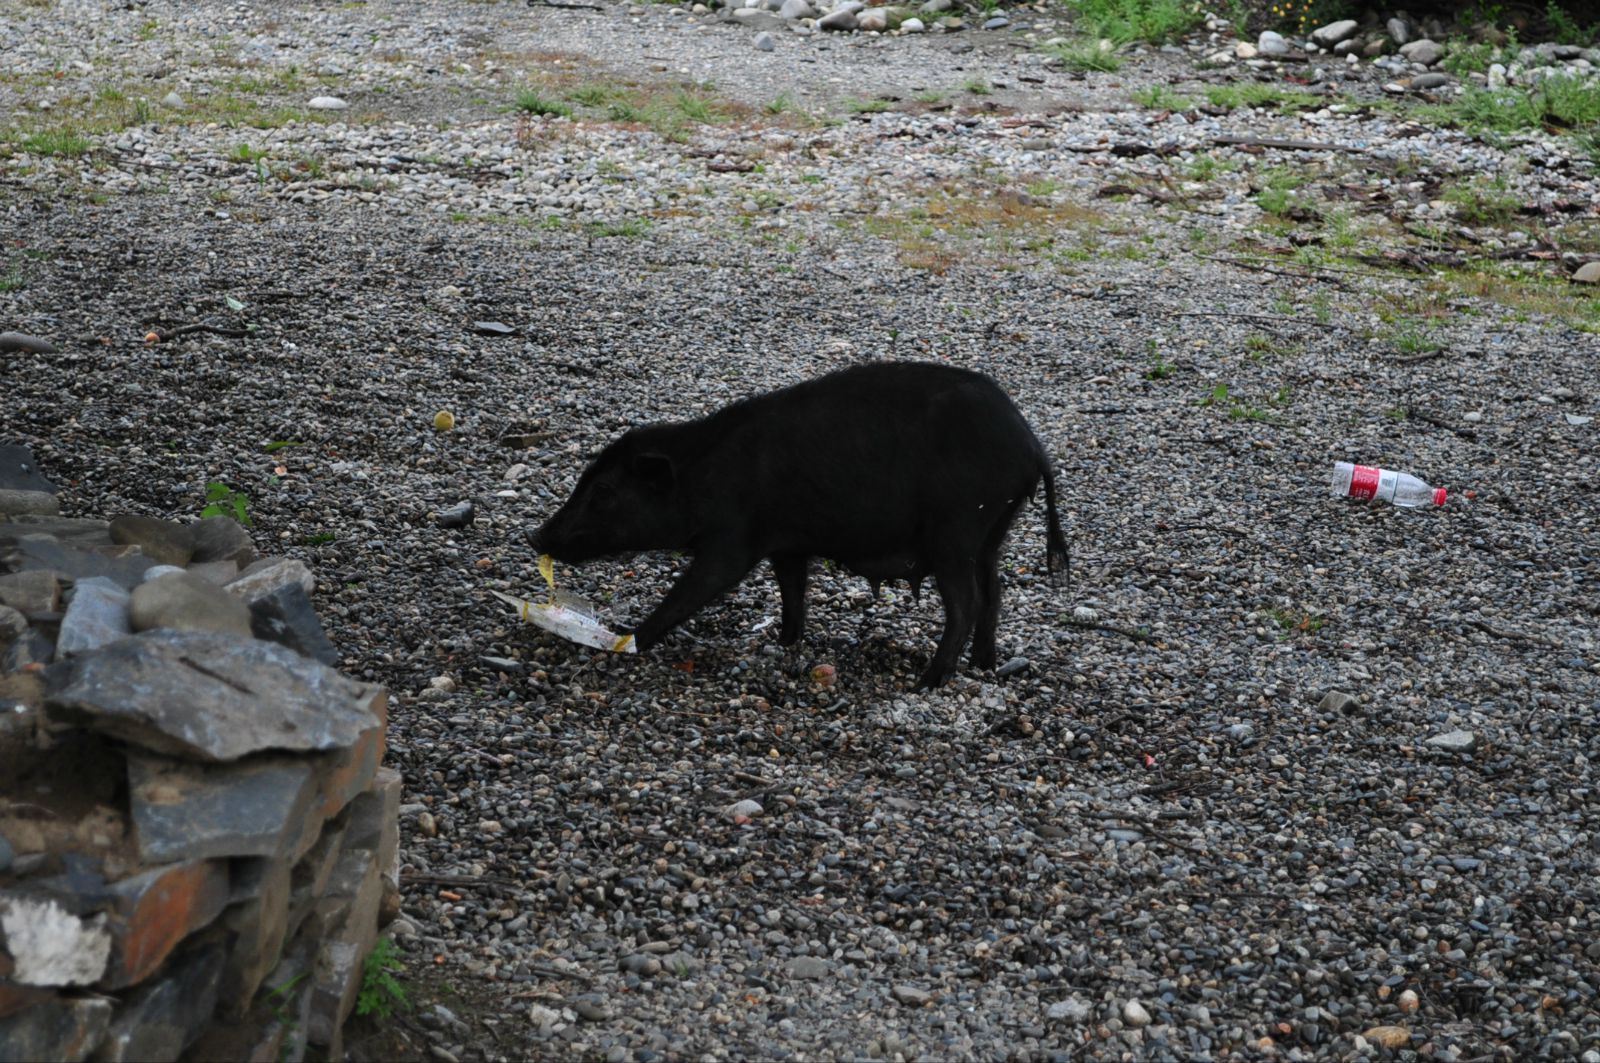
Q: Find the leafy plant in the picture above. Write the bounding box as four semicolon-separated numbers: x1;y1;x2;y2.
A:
356;938;409;1020
201;481;253;527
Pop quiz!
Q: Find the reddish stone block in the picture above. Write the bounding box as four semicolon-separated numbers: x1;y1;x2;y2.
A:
314;720;384;820
100;861;229;990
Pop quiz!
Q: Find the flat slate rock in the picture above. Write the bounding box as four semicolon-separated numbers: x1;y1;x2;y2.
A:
109;514;195;566
0;445;57;493
128;752;319;863
45;630;382;762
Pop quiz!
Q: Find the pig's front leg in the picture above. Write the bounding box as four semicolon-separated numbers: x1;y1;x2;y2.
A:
628;546;759;651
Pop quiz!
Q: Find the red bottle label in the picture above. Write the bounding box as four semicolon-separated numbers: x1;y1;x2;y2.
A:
1349;464;1381;500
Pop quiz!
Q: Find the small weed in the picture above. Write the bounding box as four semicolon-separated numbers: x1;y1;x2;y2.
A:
514;89;572;118
1385;405;1409;419
764;93;795;115
1389;319;1442;354
263;440;301;453
1443;175;1519;225
963;78;993;96
673;90;723;123
230;143;268;164
1131;84;1194;111
1143;348;1176;380
915;90;947;104
1271;608;1325;637
845;97;893;114
1044;40;1124;72
565;83;618;108
1184;153;1232;181
201;481;253;528
1027;179;1060;198
356;939;410;1020
97;85;126;103
304;531;338;545
0;270;25;293
1255;168;1312;220
587;218;650;239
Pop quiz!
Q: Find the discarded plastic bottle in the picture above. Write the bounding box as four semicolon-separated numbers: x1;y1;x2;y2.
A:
1331;462;1446;507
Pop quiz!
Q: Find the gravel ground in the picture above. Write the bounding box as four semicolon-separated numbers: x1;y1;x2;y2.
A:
4;1;1600;1060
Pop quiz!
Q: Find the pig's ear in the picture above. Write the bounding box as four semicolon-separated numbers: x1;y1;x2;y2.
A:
631;451;676;491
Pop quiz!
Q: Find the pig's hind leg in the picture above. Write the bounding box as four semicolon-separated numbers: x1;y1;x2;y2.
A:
628;546;760;651
770;553;809;645
969;497;1026;671
920;563;979;689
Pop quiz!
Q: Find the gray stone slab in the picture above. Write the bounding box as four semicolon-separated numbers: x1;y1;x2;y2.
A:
0;517;110;545
0;445;56;494
226;558;314;603
2;537;153;589
93;940;223;1063
108;515;194;567
189;517;256;566
0;994;111;1063
0;570;60;614
45;631;382;762
128;752;320;863
54;577;131;659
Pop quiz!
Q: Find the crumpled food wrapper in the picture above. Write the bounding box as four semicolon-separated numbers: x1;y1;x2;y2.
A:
495;555;635;653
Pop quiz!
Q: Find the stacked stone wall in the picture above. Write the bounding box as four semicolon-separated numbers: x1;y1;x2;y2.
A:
0;446;399;1062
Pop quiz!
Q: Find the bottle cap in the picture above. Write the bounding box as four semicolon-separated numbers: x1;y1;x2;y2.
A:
1432;488;1447;506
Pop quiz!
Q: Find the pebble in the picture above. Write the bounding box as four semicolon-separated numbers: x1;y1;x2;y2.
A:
1257;31;1290;56
307;95;348;110
724;798;763;822
1122;999;1152;1027
891;985;931;1006
1426;730;1479;752
753;31;774;52
437;501;475;529
1046;998;1092;1023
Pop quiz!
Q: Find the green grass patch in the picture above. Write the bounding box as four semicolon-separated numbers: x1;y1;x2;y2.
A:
1205;83;1324;114
1064;0;1204;44
1420;78;1600;135
20;128;91;156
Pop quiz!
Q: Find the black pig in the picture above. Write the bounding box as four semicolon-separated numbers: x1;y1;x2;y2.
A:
530;362;1069;688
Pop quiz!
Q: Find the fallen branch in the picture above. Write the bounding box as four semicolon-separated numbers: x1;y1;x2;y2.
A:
1465;617;1560;648
1170;310;1347;330
527;0;603;8
1212;134;1365;153
145;322;251;342
1064;617;1157;644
